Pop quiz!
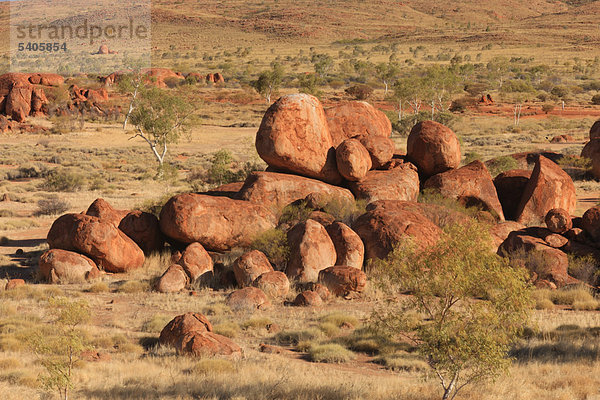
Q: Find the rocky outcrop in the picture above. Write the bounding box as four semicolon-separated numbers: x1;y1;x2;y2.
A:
545;208;572;234
226;287;272;311
406;120;461;179
237;171;354;209
515;156;576;225
335;138;372;181
232;250;274;287
39;249;100;283
423;160;504;221
159;193;276;251
325;101;391;146
255;94;341;184
352;201;442;261
318;266;367;296
252;271;290;299
354;135;395;169
286;219;337;282
325;222;364;270
348;162;419;203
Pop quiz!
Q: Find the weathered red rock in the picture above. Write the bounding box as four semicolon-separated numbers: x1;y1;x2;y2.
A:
86;198;129;227
335;138;372;181
308;211;336;226
544;233;569;249
178;242;213;282
159;193;276;251
406;120;461;179
142;68;184;88
232;250;274;287
214;72;225;83
285;219;337;282
326;222;364;270
352;200;442;261
582;206;600;242
515;156;577;225
237;171;354;209
206;181;244;198
156;264;189;293
354;135;395;169
48;213;145;273
498;229;576;287
5;279;25;290
226;287;272;311
98;44;109;54
348;162;419;203
545;208;572;234
325;101;391;146
159;313;241;358
423;160;505;221
255;94;341;184
292;290;323;306
489;221;526;251
5;81;32;122
581;139;600;159
318;266;367;296
39;249;99;283
310;283;331;301
159;312;213;346
493;169;532;221
118;210;163;254
252;271;290;298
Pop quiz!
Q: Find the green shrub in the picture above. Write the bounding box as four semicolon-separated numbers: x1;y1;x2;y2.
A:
141;314;172;333
345;84;373;100
486;155;519;177
42;169;84;192
592;94;600;105
308;343;354;363
275;329;321;345
250;228;289;268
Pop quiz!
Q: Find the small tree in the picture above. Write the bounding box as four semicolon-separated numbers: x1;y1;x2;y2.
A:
371;222;531;400
252;63;284;104
129;87;194;168
31;297;91;400
298;73;323;98
375;61;401;95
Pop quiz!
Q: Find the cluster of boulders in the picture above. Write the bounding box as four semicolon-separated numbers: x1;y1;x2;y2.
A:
42;199;162;283
0;72;63;122
581;122;600;179
40;94;600;357
100;69;225;88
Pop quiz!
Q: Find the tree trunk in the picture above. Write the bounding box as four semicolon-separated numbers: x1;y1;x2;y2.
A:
123;83;139;130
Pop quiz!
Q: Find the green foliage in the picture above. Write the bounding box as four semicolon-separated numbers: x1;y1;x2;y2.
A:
308;343;355;363
42;169;85;192
206;150;237;185
297;73;323;98
371;221;531;400
129;86;194;167
321;198;368;225
278;200;313;226
252;63;284;103
30;297;91;400
463;151;482;165
486;155;519;178
250;228;290;268
592;94;600;105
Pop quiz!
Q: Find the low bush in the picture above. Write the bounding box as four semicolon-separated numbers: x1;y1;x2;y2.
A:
308;343;354;363
42;169;84;192
250;228;290;268
36;195;70;216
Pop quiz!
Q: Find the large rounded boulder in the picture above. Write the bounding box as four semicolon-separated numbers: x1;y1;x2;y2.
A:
515;155;576;225
352;201;442;261
335;138;372;181
178;242;214;282
348;162;419;203
325;101;391;146
156;264;189;293
159;313;241;358
237;171;354;210
39;249;99;284
252;271;290;299
354;134;395;169
159;193;276;252
406;120;461;179
226;287;272;311
255;94;341;184
423;160;505;221
118;210;164;254
325;222;364;270
85;198;129;227
232;250;274;287
318;266;367;296
48;213;145;273
286;219;337;282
